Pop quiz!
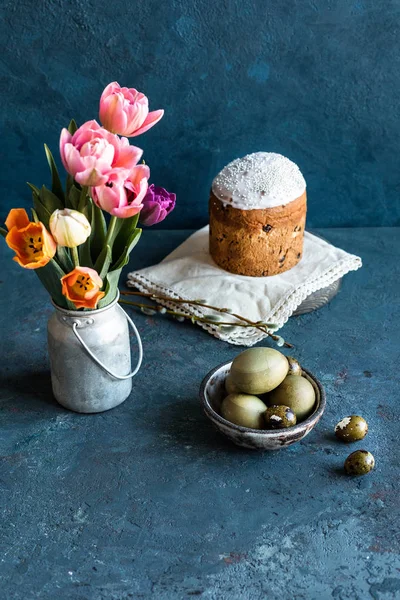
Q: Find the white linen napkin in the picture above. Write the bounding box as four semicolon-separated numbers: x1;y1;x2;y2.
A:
127;226;362;346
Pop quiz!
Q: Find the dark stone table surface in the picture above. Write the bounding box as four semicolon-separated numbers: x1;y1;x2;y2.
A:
1;229;399;600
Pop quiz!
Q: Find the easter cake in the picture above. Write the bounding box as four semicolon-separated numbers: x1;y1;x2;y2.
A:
209;152;307;276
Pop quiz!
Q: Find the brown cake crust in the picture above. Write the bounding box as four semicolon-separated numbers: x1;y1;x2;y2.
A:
209;190;307;277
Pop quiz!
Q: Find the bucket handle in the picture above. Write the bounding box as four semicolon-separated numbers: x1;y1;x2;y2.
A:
71;304;143;380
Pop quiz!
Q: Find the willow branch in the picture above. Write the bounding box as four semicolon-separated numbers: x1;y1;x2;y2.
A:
120;290;293;348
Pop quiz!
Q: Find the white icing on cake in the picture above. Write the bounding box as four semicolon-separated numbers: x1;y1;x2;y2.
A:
212;152;306;210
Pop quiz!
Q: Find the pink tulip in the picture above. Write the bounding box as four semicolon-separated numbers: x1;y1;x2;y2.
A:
59;120;143;187
91;164;150;219
99;82;164;137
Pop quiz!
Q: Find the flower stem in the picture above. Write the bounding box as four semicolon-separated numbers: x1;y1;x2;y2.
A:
78;185;88;212
71;246;80;267
105;215;118;248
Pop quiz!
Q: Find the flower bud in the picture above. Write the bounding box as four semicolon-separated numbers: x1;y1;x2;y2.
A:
139;184;176;226
49;208;91;247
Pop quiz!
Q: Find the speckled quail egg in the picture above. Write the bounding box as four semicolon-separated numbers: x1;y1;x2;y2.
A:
286;356;302;376
229;348;289;395
264;405;297;429
220;393;267;429
335;415;368;442
267;375;316;421
344;450;375;476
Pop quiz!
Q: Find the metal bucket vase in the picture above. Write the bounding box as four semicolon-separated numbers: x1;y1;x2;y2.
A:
47;293;142;413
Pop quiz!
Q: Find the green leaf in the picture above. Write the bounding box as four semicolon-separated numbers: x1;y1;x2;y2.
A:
65;174;75;200
111;213;140;264
97;269;120;308
113;228;142;271
77;186;90;213
0;227;7;238
78;201;93;268
68;119;78;135
32;194;52;228
34;259;74;309
81;198;92;220
27;184;46;225
31;208;40;223
44;144;65;203
90;203;107;262
40;185;64;213
27;182;41;196
29;185;64;228
56;246;74;274
79;241;94;269
68;184;81;210
94;244;112;280
97;229;142;309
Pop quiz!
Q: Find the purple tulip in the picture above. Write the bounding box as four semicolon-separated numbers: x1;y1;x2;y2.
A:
139;184;176;226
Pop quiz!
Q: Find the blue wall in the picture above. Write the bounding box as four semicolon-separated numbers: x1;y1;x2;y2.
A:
1;0;399;229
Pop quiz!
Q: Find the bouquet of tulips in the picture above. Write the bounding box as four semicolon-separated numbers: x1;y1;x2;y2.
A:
0;82;176;310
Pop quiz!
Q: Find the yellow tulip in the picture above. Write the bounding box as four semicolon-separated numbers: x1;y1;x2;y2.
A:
49;208;91;247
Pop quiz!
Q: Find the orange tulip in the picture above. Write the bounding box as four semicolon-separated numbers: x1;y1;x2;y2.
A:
61;266;105;310
5;208;57;269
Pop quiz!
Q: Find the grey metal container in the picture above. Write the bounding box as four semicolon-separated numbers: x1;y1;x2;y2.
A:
47;293;142;413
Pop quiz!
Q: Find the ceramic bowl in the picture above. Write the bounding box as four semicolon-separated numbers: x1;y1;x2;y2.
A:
199;361;326;450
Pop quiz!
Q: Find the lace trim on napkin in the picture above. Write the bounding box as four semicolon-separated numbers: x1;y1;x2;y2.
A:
127;253;361;346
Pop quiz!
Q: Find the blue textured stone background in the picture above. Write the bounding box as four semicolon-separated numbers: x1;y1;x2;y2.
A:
1;0;400;228
1;229;399;599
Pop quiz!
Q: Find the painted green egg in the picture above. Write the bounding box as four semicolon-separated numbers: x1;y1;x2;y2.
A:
220;393;267;429
335;415;368;442
225;373;242;395
229;348;289;395
264;405;297;429
344;450;375;476
267;375;316;421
